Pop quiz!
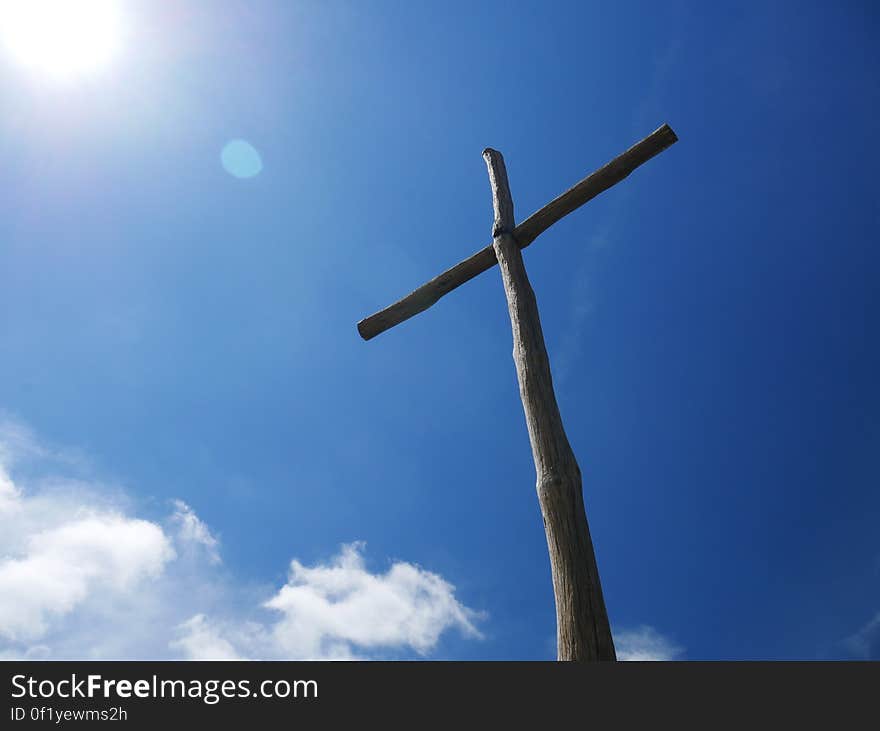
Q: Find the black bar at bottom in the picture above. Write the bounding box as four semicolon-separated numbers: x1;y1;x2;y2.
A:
3;661;877;727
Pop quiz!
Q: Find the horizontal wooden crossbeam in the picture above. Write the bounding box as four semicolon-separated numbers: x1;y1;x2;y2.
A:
357;123;678;340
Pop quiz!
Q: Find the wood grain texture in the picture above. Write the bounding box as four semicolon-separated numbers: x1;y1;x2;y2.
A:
484;147;616;662
357;123;677;340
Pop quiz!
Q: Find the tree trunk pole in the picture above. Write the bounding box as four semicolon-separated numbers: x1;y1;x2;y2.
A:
483;148;616;661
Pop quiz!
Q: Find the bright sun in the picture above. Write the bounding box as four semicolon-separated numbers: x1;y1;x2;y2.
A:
0;0;122;79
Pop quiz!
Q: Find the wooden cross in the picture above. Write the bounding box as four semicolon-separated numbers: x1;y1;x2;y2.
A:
357;124;678;661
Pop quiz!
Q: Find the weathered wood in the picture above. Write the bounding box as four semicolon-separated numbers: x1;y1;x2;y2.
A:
357;122;678;660
357;123;677;340
484;148;616;662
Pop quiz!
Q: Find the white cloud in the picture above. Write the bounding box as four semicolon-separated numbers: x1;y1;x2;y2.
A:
0;511;173;642
615;625;684;661
0;417;484;660
170;614;243;660
263;542;482;659
168;542;484;660
0;463;20;512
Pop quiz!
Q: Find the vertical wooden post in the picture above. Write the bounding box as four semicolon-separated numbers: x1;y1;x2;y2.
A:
483;148;616;661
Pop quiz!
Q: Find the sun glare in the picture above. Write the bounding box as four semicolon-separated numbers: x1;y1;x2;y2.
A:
0;0;122;80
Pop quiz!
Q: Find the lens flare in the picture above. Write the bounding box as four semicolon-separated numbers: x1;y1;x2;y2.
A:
221;140;263;180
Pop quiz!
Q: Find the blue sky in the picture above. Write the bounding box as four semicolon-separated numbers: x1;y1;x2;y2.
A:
0;0;878;660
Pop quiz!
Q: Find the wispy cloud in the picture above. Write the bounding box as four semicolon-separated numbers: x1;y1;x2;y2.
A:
842;612;880;660
170;499;220;565
615;625;684;661
0;417;484;660
553;32;683;388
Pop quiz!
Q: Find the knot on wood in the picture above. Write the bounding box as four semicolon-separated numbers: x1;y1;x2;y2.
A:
492;222;511;238
537;471;565;494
